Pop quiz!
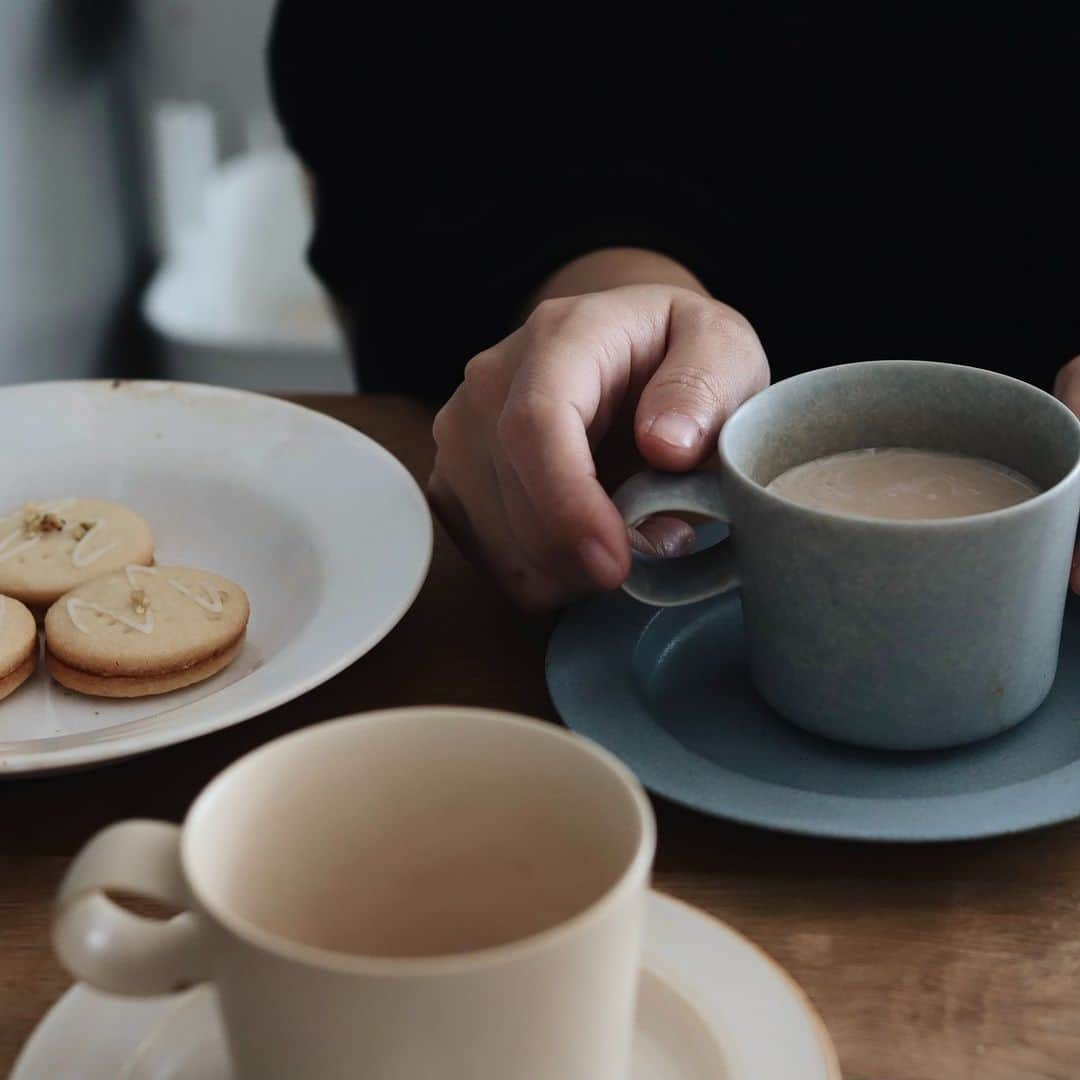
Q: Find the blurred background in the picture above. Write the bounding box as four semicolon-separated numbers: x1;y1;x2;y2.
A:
0;0;354;393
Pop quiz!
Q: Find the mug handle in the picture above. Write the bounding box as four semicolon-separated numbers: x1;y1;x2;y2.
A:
613;471;740;606
53;820;211;996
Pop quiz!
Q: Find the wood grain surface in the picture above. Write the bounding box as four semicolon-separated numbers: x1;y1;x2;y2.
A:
2;394;1078;1079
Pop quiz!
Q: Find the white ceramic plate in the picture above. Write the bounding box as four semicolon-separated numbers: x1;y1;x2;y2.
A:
12;892;840;1079
0;381;432;775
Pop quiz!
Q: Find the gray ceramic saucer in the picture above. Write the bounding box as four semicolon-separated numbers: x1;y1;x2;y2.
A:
547;584;1080;842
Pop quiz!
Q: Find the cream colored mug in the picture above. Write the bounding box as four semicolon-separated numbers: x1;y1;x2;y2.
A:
53;708;656;1079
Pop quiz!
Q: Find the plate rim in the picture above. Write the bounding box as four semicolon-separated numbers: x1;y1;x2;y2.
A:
0;380;433;775
10;984;167;1080
547;590;1080;842
13;890;839;1080
645;891;841;1080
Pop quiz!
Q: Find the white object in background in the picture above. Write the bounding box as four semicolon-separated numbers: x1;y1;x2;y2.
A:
143;138;355;393
151;102;218;260
130;0;284;263
199;145;320;334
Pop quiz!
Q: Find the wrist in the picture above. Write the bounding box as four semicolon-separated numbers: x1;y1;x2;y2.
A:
530;247;709;308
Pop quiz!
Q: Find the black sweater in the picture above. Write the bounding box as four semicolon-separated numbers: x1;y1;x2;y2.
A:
270;11;1080;402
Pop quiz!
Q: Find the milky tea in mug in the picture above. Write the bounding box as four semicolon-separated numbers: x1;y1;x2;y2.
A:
766;447;1040;520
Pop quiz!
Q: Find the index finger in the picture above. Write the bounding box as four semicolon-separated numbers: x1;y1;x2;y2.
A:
495;292;672;589
497;390;631;590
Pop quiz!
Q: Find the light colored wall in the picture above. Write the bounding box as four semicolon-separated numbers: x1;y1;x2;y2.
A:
130;0;284;259
0;2;136;385
131;0;279;153
0;1;291;387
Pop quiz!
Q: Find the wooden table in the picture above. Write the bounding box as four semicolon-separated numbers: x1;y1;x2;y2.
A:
2;395;1079;1080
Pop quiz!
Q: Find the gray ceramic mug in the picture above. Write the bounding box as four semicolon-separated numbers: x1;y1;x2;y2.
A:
614;361;1080;750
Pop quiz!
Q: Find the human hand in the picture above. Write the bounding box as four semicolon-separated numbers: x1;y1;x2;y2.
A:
1054;355;1080;592
429;284;769;610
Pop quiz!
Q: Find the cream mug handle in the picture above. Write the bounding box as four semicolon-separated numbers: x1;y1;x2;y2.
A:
53;820;211;995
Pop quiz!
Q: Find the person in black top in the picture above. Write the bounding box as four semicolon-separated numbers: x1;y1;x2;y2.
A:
269;12;1080;610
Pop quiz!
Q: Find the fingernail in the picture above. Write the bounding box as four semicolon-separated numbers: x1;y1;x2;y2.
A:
578;536;624;588
630;518;697;559
646;411;703;450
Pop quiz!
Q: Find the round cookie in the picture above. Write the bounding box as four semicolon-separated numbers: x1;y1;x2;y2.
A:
44;565;249;698
0;499;154;611
0;594;37;702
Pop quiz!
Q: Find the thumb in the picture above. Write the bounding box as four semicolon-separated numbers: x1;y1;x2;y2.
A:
1054;357;1080;593
1055;355;1080;418
634;296;768;471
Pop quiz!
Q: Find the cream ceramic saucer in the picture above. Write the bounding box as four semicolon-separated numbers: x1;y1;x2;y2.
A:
0;381;431;775
12;892;839;1080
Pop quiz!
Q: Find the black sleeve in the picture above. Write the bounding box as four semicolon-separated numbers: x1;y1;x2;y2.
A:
268;5;731;402
273;11;1080;395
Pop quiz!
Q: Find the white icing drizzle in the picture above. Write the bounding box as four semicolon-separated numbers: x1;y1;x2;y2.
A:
0;500;116;568
65;569;226;637
0;530;39;564
67;597;154;636
168;578;225;614
71;519;117;568
125;564;158;588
